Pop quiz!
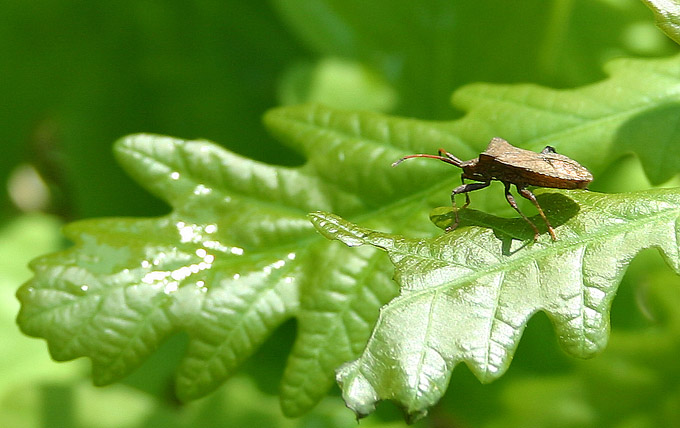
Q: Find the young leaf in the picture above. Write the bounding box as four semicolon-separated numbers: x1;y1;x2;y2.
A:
17;53;680;418
15;131;410;411
310;187;680;421
487;257;680;428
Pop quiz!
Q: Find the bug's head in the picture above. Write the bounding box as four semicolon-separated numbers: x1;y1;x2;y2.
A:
459;158;488;181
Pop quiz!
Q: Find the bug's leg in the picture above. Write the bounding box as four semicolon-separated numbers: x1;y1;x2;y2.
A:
447;181;490;232
517;186;557;241
503;183;540;241
460;174;471;208
541;146;557;154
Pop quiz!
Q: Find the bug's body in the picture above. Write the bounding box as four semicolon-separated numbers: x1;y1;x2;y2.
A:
392;137;593;241
462;138;592;189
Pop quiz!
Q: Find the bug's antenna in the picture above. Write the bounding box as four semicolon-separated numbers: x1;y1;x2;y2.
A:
392;153;461;168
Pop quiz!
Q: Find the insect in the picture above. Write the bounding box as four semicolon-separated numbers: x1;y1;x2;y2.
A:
392;137;593;241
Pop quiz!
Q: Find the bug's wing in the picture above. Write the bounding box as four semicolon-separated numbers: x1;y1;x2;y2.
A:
481;138;545;172
538;153;594;184
482;138;593;188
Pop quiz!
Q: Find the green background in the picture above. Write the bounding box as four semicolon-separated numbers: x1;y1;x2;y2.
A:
3;1;680;427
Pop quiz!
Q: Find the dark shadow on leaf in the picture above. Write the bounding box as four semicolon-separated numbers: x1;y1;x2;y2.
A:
536;191;581;224
430;191;580;254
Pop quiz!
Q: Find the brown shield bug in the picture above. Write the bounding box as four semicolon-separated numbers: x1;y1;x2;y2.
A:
392;137;593;241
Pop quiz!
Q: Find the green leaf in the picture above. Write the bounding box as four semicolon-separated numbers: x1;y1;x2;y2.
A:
485;253;680;428
310;187;680;421
270;54;680;193
451;54;680;185
642;0;680;45
16;132;404;413
278;57;398;112
0;215;73;399
18;53;680;419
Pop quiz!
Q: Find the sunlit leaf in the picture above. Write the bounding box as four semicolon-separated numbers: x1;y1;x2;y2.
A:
486;253;680;428
17;52;680;419
16;132;405;410
311;187;680;421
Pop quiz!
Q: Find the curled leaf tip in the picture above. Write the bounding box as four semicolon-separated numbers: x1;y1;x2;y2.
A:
308;211;367;247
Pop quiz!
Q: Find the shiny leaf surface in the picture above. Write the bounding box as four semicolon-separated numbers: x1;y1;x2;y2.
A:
17;52;680;419
311;187;680;420
16;130;410;410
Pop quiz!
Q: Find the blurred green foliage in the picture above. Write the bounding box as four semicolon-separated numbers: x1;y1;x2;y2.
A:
3;0;680;427
0;0;309;220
